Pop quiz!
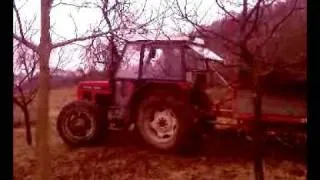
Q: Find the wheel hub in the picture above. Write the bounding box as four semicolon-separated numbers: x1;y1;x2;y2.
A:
73;118;86;128
65;110;94;139
149;109;178;141
70;117;87;132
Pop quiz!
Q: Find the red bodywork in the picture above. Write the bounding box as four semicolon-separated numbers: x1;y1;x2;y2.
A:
76;79;191;101
237;113;306;125
77;81;111;103
76;80;306;127
216;109;306;125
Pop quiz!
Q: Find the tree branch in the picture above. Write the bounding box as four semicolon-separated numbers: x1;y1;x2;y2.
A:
52;1;95;9
13;1;25;40
13;96;24;108
13;34;39;53
52;32;109;49
173;0;236;46
13;1;39;53
215;0;240;23
243;0;263;41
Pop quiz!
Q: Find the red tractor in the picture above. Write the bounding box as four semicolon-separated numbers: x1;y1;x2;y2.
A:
57;39;306;151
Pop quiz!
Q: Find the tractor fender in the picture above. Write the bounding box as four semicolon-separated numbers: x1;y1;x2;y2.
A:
127;82;192;124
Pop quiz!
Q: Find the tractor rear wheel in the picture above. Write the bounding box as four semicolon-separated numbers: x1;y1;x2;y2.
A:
136;92;197;152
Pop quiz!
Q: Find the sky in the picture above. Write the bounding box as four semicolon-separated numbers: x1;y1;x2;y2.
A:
13;0;244;71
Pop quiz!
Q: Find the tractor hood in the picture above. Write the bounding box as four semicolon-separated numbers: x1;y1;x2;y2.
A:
78;80;110;90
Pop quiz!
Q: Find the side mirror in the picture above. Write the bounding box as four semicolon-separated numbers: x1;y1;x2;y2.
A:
186;72;193;83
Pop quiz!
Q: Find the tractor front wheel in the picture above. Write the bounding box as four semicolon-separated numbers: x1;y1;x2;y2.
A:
57;100;106;147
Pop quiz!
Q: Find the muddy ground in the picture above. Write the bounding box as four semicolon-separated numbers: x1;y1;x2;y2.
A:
14;127;306;180
13;87;306;180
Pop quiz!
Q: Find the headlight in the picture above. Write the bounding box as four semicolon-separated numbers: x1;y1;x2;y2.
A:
93;86;102;90
82;85;92;89
82;85;102;90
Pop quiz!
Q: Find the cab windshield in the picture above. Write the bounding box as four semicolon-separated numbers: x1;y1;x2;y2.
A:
115;43;142;79
115;43;184;80
115;41;224;80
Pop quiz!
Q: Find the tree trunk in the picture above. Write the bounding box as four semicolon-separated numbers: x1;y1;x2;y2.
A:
252;63;264;180
108;37;121;103
253;90;264;180
240;0;264;178
36;0;52;179
22;106;32;145
36;46;51;180
14;100;32;145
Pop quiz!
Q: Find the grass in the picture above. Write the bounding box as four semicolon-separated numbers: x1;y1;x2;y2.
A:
13;87;77;128
13;86;306;180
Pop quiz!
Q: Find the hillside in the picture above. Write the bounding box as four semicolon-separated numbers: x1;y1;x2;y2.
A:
194;0;306;86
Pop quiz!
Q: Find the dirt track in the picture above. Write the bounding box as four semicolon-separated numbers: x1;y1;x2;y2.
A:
13;87;306;179
14;127;306;180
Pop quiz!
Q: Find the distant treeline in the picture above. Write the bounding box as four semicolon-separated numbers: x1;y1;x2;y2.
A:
14;69;107;93
197;0;306;94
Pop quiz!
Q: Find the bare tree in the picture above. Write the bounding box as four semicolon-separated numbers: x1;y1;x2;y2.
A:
13;40;66;146
169;0;306;179
13;0;169;178
13;42;38;145
13;0;115;179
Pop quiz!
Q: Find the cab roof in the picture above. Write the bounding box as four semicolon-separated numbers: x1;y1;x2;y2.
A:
127;39;223;61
